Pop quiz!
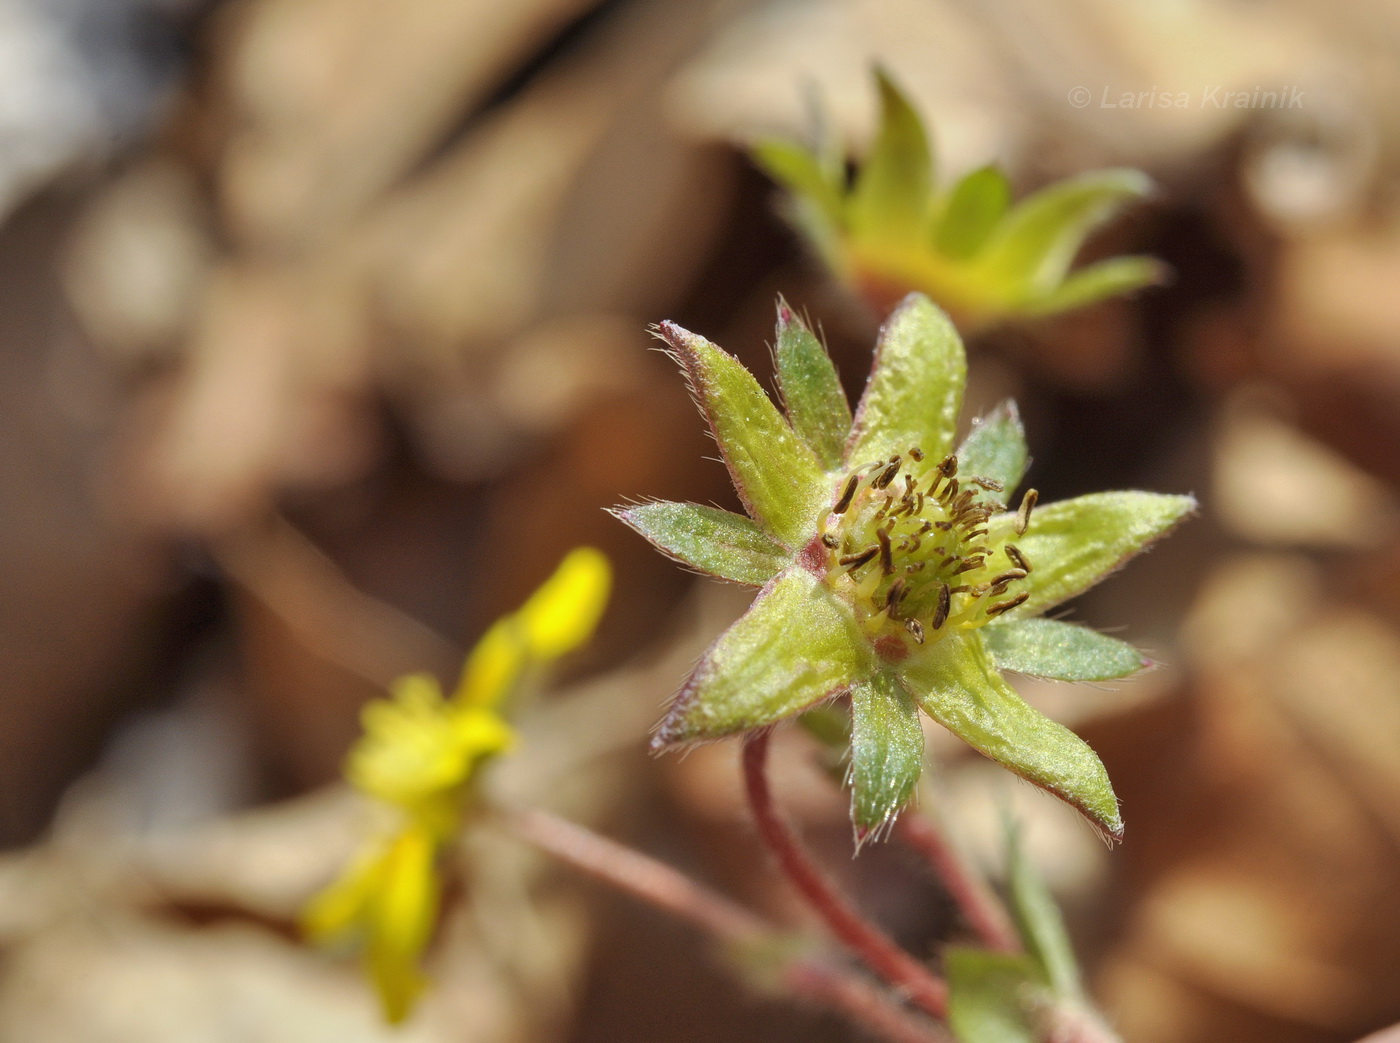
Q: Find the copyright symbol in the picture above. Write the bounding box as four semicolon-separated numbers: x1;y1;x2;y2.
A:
1068;86;1092;109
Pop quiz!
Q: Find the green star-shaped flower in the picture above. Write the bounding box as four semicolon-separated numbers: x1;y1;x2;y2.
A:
753;70;1165;328
614;294;1194;839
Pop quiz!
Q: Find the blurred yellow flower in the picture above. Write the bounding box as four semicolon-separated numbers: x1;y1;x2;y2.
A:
302;821;439;1024
302;547;612;1022
347;673;514;820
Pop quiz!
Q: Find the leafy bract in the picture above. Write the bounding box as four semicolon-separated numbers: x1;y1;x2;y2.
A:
774;298;852;468
849;294;965;465
954;400;1028;501
660;321;827;548
984;618;1148;681
850;672;925;838
848;68;933;250
1005;492;1197;619
902;632;1121;838
654;568;873;746
935;165;1011;260
613;502;788;586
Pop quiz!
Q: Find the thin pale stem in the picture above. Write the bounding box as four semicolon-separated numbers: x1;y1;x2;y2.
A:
893;809;1021;953
508;806;764;942
504;806;951;1043
741;730;950;1019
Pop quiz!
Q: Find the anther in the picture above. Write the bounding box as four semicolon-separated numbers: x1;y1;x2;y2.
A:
840;548;878;570
938;455;958;478
820;533;840;549
986;592;1029;616
1005;544;1031;572
971;476;1004;492
1016;489;1039;536
834;475;859;514
873;458;901;489
885;579;907;611
932;584;951;629
908;447;925;462
987;569;1027;586
877;530;893;573
905;618;925;644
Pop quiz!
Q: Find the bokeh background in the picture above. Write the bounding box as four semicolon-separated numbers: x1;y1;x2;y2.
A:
3;0;1400;1039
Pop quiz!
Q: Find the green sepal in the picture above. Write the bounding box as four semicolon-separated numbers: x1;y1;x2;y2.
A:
848;293;965;466
935;165;1011;260
751;139;844;226
849;672;924;840
611;502;788;587
946;946;1046;1043
979;169;1155;295
901;631;1122;838
848;69;932;250
774;298;852;468
1006;823;1083;999
1005;491;1197;619
652;567;873;747
659;321;827;548
954;399;1028;503
983;618;1148;682
752;139;845;267
1020;255;1167;317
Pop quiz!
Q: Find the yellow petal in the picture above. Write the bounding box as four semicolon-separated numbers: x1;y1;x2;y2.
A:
450;705;516;756
516;547;612;660
300;841;382;945
454;616;528;708
367;823;440;1023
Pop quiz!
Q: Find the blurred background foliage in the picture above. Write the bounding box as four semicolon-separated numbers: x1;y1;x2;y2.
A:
2;0;1400;1039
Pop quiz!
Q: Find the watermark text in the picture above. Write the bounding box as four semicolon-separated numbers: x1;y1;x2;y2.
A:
1067;85;1305;110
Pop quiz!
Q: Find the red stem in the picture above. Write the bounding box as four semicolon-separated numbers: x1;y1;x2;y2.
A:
504;807;951;1043
741;730;950;1019
893;811;1021;953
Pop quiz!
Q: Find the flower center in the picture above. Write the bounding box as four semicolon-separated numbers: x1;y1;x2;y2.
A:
818;449;1037;651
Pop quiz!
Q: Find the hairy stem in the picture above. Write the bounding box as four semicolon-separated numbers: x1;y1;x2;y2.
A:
741;730;950;1019
504;806;951;1043
893;809;1021;952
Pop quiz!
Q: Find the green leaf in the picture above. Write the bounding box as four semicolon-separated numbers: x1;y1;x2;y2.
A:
954;400;1028;502
612;502;788;587
935;165;1011;260
847;69;933;250
652;567;873;746
901;631;1122;838
1006;824;1082;998
1004;491;1197;619
1020;255;1167;316
983;618;1148;681
774;298;852;468
752;139;844;226
848;293;966;466
659;321;827;548
979;169;1154;295
849;672;924;838
946;947;1045;1043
